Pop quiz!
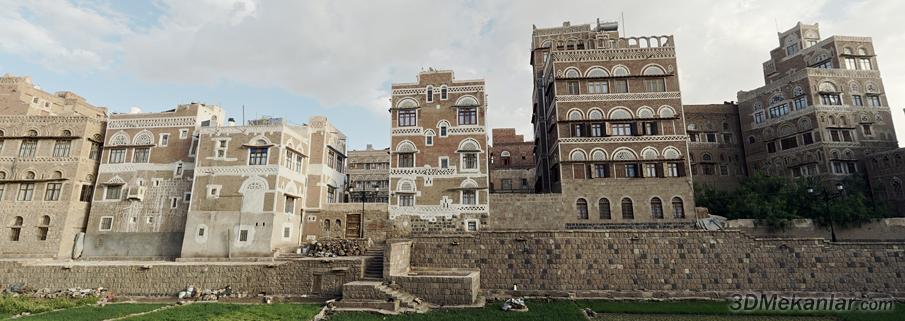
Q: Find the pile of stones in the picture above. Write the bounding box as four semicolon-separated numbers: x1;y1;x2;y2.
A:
2;284;108;299
177;285;248;302
304;239;371;257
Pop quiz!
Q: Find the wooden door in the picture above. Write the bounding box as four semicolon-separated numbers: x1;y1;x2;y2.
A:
345;214;362;239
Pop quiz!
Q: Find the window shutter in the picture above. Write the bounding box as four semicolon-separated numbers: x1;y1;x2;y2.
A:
677;163;686;177
656;163;664;177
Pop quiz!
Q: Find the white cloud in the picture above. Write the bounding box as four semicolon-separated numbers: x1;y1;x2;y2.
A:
2;0;905;145
129;106;143;114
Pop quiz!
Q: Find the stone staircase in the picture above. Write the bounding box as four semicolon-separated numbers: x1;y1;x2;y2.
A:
362;246;384;280
333;281;430;314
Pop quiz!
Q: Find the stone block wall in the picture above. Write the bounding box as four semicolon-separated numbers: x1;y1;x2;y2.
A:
728;218;905;241
409;230;905;298
388;269;480;306
0;258;365;297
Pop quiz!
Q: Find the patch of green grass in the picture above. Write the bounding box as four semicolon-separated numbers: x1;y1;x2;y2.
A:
0;312;10;320
21;303;167;321
835;303;905;321
0;295;97;316
328;300;586;321
577;300;905;321
123;303;321;321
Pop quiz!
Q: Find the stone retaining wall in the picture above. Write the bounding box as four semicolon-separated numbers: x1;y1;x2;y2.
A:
388;269;480;305
0;258;365;298
410;230;905;298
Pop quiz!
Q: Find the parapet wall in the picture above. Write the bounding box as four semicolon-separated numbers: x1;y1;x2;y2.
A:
728;218;905;241
410;230;905;298
0;258;365;298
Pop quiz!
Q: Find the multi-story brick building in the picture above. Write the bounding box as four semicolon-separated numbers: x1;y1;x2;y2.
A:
83;103;225;259
345;144;389;203
302;116;347;210
738;22;898;181
388;69;490;233
530;20;695;224
489;128;535;193
864;148;905;216
684;103;748;191
181;117;310;258
0;74;106;259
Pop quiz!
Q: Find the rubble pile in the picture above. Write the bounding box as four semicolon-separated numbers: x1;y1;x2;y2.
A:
304;239;371;257
2;284;109;299
501;297;528;312
177;285;248;302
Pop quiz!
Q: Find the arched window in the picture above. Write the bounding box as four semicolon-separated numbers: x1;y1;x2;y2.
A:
672;197;685;218
10;216;23;242
621;198;634;219
440;85;448;100
500;151;511;166
599;198;611;219
748;136;756;144
586;67;609;78
642;65;665;75
650;197;664;219
27;130;38;136
613;66;629;77
567;110;583;120
323;219;331;232
576;198;589;219
702;153;712;161
426;86;434;103
62;130;72;136
588;109;603;120
564;68;580;78
37;215;50;241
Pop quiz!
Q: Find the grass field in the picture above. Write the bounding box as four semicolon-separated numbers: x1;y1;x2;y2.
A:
122;303;321;321
19;304;166;321
0;295;97;316
328;300;585;321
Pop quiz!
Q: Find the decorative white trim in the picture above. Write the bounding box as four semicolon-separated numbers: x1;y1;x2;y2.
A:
108;117;196;129
557;92;681;102
557;135;688;144
392;85;485;96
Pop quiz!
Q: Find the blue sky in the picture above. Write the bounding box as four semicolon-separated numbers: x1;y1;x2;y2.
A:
1;0;903;150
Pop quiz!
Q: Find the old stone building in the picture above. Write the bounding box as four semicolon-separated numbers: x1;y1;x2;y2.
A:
489;128;535;193
345;144;389;203
684;103;748;191
530;20;695;225
738;22;898;182
388;70;490;233
864;148;905;216
298;116;349;242
83;103;225;259
0;74;106;259
181;117;310;258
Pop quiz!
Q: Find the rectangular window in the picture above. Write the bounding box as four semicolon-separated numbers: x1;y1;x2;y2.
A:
702;164;716;175
462;190;476;205
19;140;37;157
52;140;71;157
768;103;790;118
852;95;863;106
44;183;62;201
594;164;608;178
845;57;857;70
79;185;93;202
587;81;608;94
109;148;126;163
170;197;178;209
521;179;528;189
590;123;603;137
572;124;584;137
830;130;841;142
567;81;580;95
644;163;657;177
720;165;730;176
820;94;841;105
859;58;872;70
327;186;336;204
99;217;113;231
667;163;679;177
458;107;477;125
17;183;35;201
463;153;478;169
841;130;853;142
793;97;807;110
89;143;101;161
642;122;657;136
803;132;814;145
105;185;122;200
399;153;414;167
399;195;414;207
501;179;512;190
133;147;150;163
440;157;449;169
248;147;268;165
179;129;189;139
624;164;639;178
612;80;628;93
284;195;296;213
611;123;632;136
398;110;417;127
466;221;478;232
781;137;798;150
239;229;249;242
283;226;291;238
425;135;433;146
722;133;733;144
159;133;169;146
643;78;666;92
767;142;776;153
786;44;798;56
811;60;832;69
862;124;873;136
754;112;765;124
705;133;717;143
867;95;882;107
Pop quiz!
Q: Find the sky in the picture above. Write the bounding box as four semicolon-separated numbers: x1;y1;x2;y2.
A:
1;0;903;150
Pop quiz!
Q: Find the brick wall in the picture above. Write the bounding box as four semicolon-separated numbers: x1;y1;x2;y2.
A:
0;258;365;297
409;230;905;298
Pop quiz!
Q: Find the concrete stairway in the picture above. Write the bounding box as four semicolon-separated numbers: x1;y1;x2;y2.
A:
334;281;430;314
362;247;384;280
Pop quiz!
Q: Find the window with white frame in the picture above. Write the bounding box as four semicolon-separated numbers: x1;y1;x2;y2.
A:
399;194;414;207
19;140;37;158
179;129;189;139
52;140;71;157
285;195;297;214
17;183;35;201
465;220;478;232
133;147;150;163
207;185;221;198
462;190;476;205
249;147;268;165
159;133;169;146
439;157;449;169
183;192;192;203
462;153;478;170
170;197;178;208
109;148;126;163
440;86;448;100
44;183;62;201
99;217;113;231
238;229;249;242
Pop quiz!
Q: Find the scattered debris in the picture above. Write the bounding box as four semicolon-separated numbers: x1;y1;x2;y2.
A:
2;286;109;299
583;307;597;317
304;239;371;257
175;285;245;302
501;297;528;312
262;295;274;304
